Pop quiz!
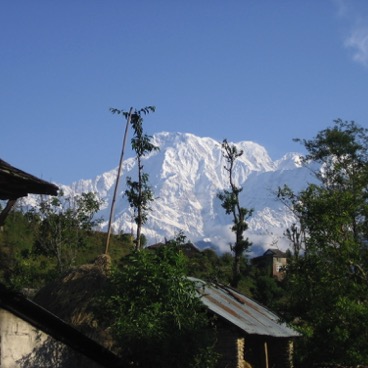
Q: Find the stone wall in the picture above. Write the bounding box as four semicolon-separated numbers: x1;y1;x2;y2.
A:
0;309;104;368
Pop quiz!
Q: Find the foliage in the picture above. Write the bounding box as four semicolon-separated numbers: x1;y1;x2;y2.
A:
0;207;55;289
125;173;154;242
186;248;230;282
98;245;217;368
6;253;57;291
0;208;133;289
250;271;285;311
167;232;254;293
33;191;102;273
278;120;368;366
217;139;253;287
111;106;158;250
0;206;36;249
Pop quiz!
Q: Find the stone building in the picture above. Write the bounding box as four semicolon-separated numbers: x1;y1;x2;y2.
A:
252;248;288;280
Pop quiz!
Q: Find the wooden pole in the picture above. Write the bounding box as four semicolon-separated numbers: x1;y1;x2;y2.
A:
264;341;269;368
105;107;133;255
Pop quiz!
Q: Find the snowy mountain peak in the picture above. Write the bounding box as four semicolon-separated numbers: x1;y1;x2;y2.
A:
275;152;303;171
56;132;313;256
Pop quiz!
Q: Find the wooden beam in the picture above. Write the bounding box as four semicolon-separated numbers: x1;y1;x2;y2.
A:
264;341;269;368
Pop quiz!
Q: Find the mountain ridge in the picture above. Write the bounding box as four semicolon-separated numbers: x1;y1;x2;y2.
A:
38;132;315;256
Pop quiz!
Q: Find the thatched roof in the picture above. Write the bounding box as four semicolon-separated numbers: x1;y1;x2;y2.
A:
34;254;114;350
0;159;58;200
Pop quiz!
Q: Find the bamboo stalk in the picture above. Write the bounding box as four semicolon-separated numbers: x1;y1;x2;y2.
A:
105;107;133;255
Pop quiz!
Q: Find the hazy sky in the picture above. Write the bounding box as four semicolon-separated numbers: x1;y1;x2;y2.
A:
1;0;368;184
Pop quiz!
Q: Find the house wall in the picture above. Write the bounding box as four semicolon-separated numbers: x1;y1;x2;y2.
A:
0;308;104;368
0;309;48;368
214;320;295;368
252;256;274;277
215;321;246;368
267;337;294;368
272;257;287;280
252;253;288;280
244;335;294;368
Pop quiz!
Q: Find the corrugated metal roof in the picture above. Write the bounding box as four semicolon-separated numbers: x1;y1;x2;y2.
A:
190;277;300;338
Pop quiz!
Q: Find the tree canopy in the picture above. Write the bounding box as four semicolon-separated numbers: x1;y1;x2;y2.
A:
278;120;368;366
98;245;217;368
33;191;102;273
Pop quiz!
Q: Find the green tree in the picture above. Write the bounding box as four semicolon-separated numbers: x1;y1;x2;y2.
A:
0;208;44;288
217;139;252;287
111;106;158;250
33;191;102;273
250;272;284;311
278;120;368;366
98;245;217;367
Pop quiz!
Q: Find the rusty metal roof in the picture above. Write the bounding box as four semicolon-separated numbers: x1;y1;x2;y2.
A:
190;277;300;338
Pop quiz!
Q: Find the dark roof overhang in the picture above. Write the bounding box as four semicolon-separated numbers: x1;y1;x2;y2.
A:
0;159;58;200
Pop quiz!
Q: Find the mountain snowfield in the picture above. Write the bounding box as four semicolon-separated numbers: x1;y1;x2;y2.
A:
57;132;315;256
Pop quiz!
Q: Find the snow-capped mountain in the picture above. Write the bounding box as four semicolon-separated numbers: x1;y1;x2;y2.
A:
59;132;315;255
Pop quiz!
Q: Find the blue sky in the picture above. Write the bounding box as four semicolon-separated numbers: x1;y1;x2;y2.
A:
1;0;368;184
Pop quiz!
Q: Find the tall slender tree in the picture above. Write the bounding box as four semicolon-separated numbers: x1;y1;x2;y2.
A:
217;139;252;287
109;106;157;251
125;107;158;250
